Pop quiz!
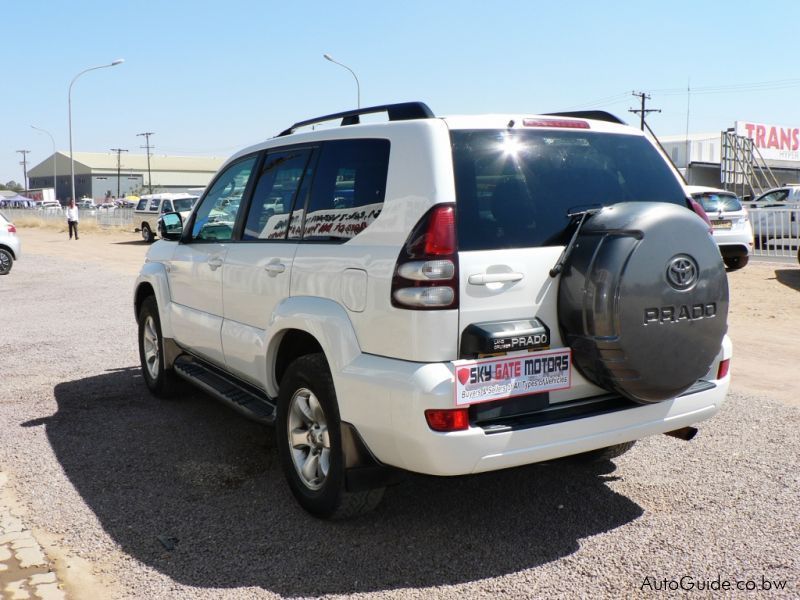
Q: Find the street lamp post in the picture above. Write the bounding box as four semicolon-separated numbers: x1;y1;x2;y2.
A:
30;125;57;200
68;59;124;204
323;53;360;108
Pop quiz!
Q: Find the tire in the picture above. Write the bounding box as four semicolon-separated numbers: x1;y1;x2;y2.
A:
142;223;155;243
558;202;729;404
276;353;384;519
0;248;12;275
724;255;749;270
574;441;636;463
137;295;181;398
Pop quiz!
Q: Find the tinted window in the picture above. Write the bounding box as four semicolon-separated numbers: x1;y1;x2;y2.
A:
452;130;687;250
148;198;160;212
161;200;173;213
243;148;312;240
693;192;742;212
136;199;148;211
191;156;256;241
303;139;390;241
173;197;197;212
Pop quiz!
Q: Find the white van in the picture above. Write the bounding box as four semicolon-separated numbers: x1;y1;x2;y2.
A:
134;193;198;242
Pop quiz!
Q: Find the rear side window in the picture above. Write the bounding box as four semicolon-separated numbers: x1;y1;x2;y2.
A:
148;198;160;212
136;199;148;211
303;139;390;241
451;129;687;250
693;192;742;212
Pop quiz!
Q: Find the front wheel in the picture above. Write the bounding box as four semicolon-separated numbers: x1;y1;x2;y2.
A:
137;296;181;397
142;223;155;243
276;353;384;519
0;248;13;275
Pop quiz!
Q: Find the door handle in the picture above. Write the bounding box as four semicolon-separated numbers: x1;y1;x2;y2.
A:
264;262;286;275
468;272;524;285
207;256;224;270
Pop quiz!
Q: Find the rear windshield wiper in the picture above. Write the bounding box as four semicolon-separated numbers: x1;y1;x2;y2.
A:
549;208;601;277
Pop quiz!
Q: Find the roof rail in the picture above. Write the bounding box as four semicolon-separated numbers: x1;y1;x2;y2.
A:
544;110;627;125
278;101;435;137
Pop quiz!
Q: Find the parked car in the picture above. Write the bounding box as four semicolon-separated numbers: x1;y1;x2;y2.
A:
686;186;753;269
36;201;63;215
747;185;800;248
134;193;199;243
0;211;21;275
134;102;731;518
77;199;96;209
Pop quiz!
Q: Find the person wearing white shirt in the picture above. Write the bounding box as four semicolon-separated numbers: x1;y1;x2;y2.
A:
65;199;80;240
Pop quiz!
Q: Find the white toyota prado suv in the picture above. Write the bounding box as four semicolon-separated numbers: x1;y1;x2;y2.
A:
134;103;732;518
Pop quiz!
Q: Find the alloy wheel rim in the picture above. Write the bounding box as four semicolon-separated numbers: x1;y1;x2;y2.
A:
0;253;9;273
287;388;330;490
142;316;160;379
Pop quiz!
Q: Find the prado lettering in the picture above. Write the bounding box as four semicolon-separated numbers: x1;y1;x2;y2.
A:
736;120;800;162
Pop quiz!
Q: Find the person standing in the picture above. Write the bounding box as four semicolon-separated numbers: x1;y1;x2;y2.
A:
66;198;80;240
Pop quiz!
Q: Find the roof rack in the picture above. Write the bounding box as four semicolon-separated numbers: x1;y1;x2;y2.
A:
278;101;435;137
544;110;627;125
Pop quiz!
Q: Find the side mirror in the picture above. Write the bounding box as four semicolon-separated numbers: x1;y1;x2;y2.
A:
159;212;183;241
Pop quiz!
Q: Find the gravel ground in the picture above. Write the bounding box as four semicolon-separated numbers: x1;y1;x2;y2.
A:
0;242;798;599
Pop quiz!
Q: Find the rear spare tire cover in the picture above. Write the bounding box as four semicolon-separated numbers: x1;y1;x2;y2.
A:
558;202;728;403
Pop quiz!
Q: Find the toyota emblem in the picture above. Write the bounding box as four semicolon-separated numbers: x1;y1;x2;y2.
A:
666;255;698;290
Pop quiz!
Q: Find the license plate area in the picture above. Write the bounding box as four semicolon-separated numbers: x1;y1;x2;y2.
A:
452;348;572;406
711;220;732;229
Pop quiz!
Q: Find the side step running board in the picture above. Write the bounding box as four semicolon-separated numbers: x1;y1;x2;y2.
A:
173;355;276;424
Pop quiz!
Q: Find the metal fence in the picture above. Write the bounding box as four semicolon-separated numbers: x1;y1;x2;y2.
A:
1;208;135;229
749;207;800;259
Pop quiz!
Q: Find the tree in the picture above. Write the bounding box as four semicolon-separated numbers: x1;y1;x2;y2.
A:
0;181;23;192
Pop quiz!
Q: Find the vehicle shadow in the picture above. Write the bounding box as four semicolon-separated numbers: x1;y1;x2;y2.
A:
113;240;149;246
775;268;800;292
36;368;643;596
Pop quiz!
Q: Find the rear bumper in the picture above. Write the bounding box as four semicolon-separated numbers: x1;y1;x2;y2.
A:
335;336;732;476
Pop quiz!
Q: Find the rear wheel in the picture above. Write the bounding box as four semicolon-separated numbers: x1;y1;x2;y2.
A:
276;353;384;519
724;255;749;270
142;223;155;243
0;248;12;275
137;295;181;397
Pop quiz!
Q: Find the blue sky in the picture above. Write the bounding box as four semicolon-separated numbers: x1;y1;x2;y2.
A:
2;0;798;186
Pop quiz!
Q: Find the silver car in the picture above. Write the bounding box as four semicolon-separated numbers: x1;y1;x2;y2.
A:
687;186;753;270
0;211;21;275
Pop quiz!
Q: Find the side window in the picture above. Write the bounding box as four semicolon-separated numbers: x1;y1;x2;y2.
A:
243;148;312;240
303;139;390;241
148;198;160;212
161;200;173;213
191;156;257;241
136;199;148;211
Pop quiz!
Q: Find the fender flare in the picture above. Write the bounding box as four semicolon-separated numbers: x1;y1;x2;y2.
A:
265;296;361;398
133;262;174;339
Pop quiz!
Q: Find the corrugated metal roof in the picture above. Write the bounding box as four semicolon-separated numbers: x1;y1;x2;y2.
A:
29;152;226;176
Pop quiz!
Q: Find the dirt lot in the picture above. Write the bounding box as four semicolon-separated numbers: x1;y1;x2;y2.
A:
19;226;800;407
2;226;798;599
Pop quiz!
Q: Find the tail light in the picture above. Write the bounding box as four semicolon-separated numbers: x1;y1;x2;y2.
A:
7;223;16;234
688;198;713;234
717;358;730;380
391;204;458;310
425;408;469;432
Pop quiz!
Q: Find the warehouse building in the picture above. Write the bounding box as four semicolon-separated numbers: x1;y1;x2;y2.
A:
27;152;225;202
660;119;800;199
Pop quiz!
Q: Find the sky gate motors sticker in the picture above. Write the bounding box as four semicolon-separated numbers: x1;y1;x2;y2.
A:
452;348;572;406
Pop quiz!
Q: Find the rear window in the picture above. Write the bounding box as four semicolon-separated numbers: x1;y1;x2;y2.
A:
692;192;742;212
451;129;687;250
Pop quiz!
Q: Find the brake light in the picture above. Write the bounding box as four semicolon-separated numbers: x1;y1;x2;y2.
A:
392;204;458;310
7;224;16;234
717;358;730;380
425;408;469;432
689;198;713;234
523;118;590;129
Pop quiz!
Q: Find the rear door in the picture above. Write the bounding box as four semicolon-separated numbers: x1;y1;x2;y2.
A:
451;126;688;403
221;146;315;387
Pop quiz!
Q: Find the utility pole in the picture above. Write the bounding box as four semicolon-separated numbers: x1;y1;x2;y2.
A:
16;150;31;191
110;148;128;198
629;91;661;131
137;132;155;193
